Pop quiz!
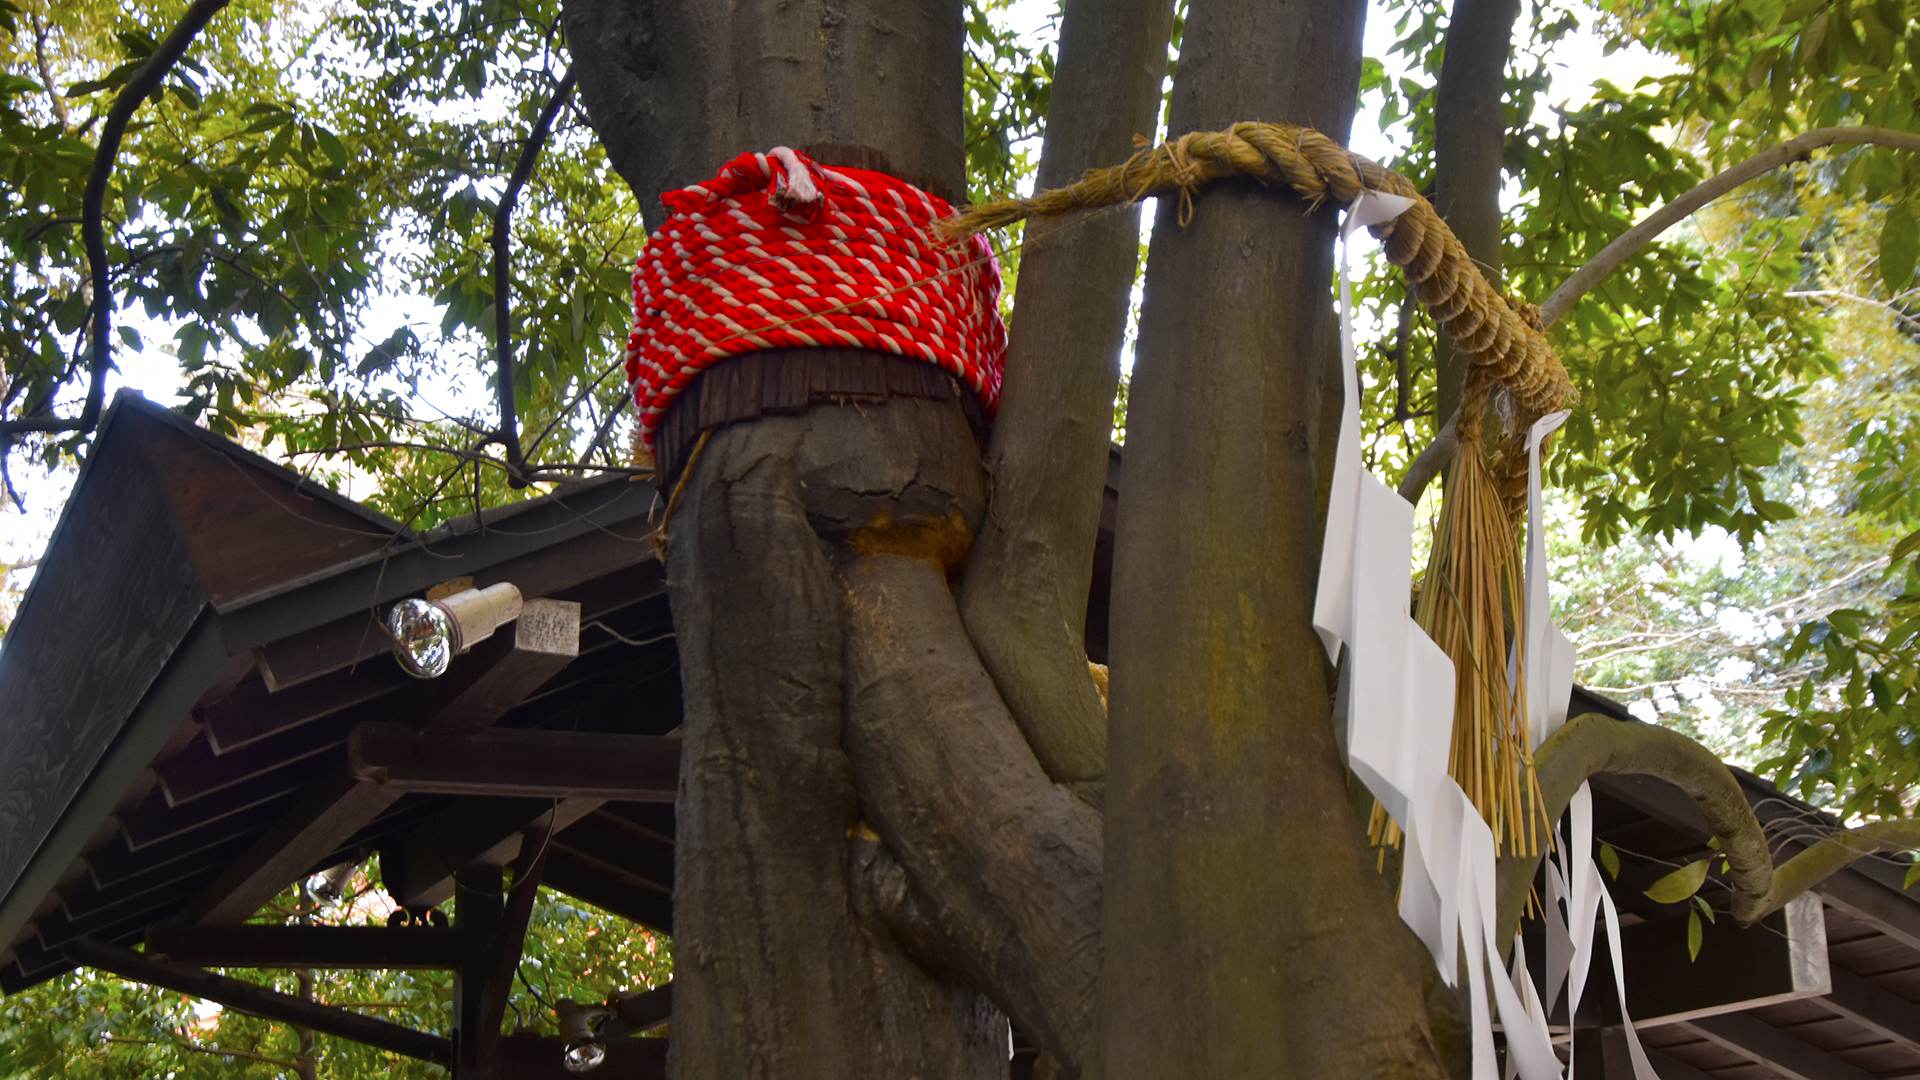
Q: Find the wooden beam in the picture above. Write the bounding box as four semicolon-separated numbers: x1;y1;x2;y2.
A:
1811;965;1920;1056
498;1035;668;1079
454;865;505;1080
1619;894;1830;1026
187;600;579;926
1680;1013;1874;1080
540;853;672;933
201;666;408;753
472;823;553;1078
64;935;449;1064
348;724;678;801
610;982;672;1035
144;923;464;969
380;797;602;910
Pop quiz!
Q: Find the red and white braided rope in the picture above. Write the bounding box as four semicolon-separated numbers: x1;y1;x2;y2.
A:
624;147;1007;447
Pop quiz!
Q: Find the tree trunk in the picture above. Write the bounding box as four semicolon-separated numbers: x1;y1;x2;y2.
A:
1099;0;1450;1076
566;0;965;230
1431;0;1521;426
664;397;1008;1080
958;0;1178;792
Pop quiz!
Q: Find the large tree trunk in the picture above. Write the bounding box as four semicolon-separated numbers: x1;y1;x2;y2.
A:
566;0;965;230
665;398;1009;1080
1098;0;1452;1077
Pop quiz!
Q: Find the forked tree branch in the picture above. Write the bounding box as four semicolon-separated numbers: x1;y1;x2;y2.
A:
0;0;233;440
489;65;576;486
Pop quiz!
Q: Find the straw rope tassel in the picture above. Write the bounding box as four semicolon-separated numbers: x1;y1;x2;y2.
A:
946;121;1573;856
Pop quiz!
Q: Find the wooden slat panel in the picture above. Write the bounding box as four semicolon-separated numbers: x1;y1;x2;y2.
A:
119;762;322;849
85;828;260;889
551;816;674;892
1813;966;1920;1056
159;710;358;805
1683;1014;1875;1080
200;665;406;752
541;854;672;933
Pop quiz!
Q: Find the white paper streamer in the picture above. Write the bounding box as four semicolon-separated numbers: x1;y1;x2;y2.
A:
1317;194;1560;1080
1517;413;1657;1080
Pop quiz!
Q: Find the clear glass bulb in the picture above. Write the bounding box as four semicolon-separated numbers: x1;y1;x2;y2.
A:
562;1038;606;1073
386;598;454;679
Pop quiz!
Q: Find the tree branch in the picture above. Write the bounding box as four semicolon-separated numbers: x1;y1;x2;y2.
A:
488;65;576;486
1396;126;1920;485
955;0;1177;787
1539;126;1920;328
0;0;233;441
1396;408;1458;504
1495;712;1920;954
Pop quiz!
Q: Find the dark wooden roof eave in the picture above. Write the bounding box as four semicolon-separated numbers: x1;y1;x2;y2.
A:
0;392;666;965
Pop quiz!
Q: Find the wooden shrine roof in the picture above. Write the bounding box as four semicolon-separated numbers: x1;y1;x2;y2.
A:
2;391;1919;1079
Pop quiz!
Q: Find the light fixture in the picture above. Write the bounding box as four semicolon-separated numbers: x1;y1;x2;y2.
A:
557;1000;613;1073
385;581;523;679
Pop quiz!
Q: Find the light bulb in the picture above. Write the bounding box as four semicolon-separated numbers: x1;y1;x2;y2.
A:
386;598;455;679
562;1037;606;1073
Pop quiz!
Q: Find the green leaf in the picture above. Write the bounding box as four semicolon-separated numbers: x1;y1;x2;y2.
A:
1883;204;1918;292
1692;895;1716;923
66;59;142;98
314;126;350;167
1646;859;1710;904
1687;909;1703;961
1904;860;1920;891
1598;842;1621;880
117;326;142;351
1892;528;1920;564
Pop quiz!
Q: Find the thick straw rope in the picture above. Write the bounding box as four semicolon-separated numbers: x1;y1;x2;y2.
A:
947;122;1573;854
943;121;1575;515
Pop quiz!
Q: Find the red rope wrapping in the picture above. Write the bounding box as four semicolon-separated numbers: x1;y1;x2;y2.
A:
624;147;1007;448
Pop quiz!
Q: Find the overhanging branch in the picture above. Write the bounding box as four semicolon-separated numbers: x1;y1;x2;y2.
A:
1396;125;1920;497
0;0;233;441
1539;125;1920;328
488;65;577;487
1495;713;1920;950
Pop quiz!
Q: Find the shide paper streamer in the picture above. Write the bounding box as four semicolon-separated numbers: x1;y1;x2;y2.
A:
1316;194;1653;1080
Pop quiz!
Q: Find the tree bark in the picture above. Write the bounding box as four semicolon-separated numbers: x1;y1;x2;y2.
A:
841;550;1104;1072
1099;0;1449;1077
1430;0;1520;428
958;0;1178;791
665;401;1007;1080
564;0;965;229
